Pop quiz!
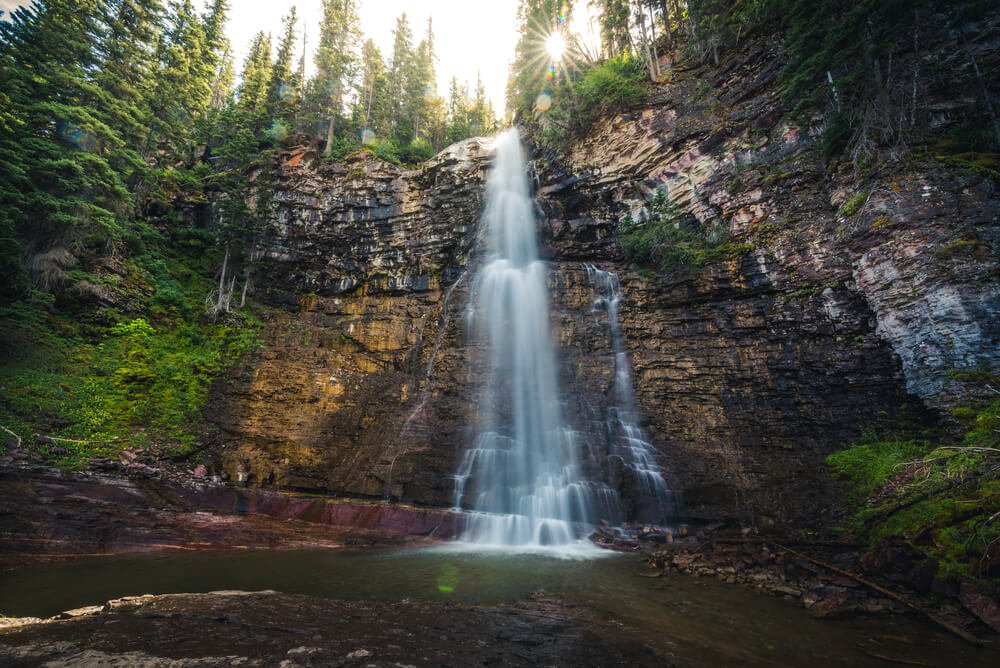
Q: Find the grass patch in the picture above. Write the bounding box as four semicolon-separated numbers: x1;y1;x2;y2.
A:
828;399;1000;578
617;190;749;274
0;247;261;466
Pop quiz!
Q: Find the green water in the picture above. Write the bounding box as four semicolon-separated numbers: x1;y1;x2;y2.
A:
0;548;996;667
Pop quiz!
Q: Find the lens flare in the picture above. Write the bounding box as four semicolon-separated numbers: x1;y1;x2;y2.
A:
534;92;552;113
545;31;566;61
266;121;289;142
277;83;296;102
57;120;97;151
437;564;459;593
360;128;376;146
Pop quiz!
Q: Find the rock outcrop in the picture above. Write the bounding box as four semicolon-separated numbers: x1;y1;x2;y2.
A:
204;30;999;526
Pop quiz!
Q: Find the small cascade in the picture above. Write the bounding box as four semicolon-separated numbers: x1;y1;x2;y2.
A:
452;129;616;549
586;265;676;522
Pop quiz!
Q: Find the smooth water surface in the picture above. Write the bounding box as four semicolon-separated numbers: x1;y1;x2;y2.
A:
0;549;995;667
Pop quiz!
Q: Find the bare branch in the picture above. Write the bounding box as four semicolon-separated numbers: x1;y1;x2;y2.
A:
1;425;22;449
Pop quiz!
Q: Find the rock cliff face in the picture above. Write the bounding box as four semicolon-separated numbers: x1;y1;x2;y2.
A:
206;34;999;526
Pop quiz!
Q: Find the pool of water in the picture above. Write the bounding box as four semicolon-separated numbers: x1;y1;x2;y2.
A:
0;548;995;667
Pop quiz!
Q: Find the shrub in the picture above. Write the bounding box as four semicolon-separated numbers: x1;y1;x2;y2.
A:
401;138;436;165
617;191;738;274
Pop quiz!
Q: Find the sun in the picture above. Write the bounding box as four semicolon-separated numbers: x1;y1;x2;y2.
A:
545;31;566;62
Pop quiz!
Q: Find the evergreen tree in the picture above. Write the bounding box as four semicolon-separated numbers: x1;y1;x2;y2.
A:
445;76;470;144
386;13;413;138
150;0;211;157
592;0;631;57
268;7;299;126
0;0;134;300
237;31;273;117
355;38;390;139
408;18;443;144
94;0;165;150
470;72;494;135
313;0;360;157
508;0;573;116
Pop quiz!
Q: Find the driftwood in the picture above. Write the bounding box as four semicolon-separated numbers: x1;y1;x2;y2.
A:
713;537;863;548
35;434;119;445
772;543;984;646
1;425;22;448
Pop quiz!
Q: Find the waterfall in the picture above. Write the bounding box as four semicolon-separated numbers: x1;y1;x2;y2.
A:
586;265;676;522
452;129;615;548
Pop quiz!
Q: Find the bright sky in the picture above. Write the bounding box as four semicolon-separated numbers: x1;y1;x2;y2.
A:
1;0;600;114
225;0;598;114
223;1;518;113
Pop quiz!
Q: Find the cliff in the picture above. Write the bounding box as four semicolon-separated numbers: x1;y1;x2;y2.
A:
203;32;999;527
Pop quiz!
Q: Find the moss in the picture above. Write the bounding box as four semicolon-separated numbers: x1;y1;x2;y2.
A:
870;215;891;230
0;247;262;466
838;191;867;217
828;399;1000;577
827;439;931;504
935;238;984;259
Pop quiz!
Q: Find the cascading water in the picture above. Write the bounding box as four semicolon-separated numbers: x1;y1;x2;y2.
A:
452;129;616;549
587;265;677;522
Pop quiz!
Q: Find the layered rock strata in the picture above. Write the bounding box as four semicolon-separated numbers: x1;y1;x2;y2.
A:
205;30;999;525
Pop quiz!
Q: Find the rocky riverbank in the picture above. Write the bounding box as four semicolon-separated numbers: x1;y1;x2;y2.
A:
0;590;661;667
596;522;1000;642
0;463;462;571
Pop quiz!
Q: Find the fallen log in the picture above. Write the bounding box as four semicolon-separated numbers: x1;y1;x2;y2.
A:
773;543;984;647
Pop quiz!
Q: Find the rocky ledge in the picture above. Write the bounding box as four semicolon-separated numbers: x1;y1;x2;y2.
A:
0;464;463;570
0;590;661;667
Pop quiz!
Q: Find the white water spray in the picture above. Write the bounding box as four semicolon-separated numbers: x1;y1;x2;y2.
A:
587;265;676;522
452;130;614;549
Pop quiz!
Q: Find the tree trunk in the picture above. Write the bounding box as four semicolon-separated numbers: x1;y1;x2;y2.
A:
324;114;335;157
648;3;661;79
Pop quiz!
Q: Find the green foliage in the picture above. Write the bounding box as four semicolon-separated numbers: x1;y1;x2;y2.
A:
536;52;647;148
574;53;647;118
828;399;1000;577
0;250;261;465
617;190;742;274
828;439;931;504
401;137;436;165
837;191;867;217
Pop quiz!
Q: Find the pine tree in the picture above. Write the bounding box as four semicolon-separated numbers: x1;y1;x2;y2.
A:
355;38;390;138
592;0;631;57
268;8;298;125
151;0;211;157
508;1;573;116
238;31;273;116
386;13;413;138
445;76;470;144
94;0;165;149
407;18;442;143
314;0;360;157
0;0;133;299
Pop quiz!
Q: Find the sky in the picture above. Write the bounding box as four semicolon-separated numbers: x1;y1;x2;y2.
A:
224;0;599;114
1;0;600;114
